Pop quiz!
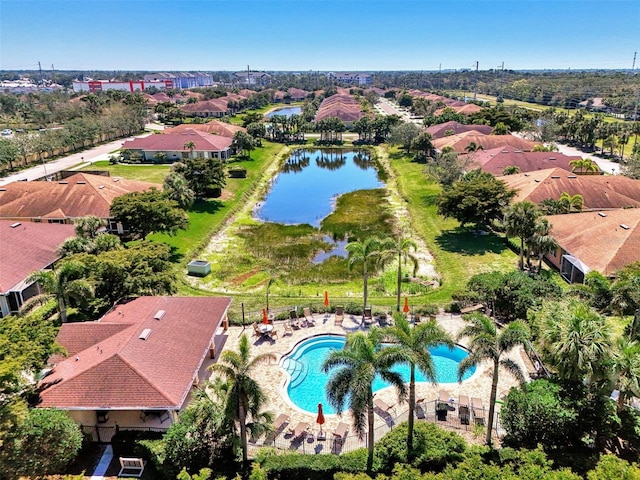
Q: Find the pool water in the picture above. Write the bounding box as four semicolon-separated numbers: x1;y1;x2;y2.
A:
266;106;302;118
280;334;476;414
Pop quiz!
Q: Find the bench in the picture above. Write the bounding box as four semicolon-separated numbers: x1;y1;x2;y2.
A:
118;457;146;478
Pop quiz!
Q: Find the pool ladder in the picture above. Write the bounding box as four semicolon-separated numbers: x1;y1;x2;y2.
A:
281;357;308;389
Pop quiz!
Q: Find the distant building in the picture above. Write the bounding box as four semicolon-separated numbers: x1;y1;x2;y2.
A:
143;72;214;89
233;71;271;86
328;72;372;86
73;79;173;93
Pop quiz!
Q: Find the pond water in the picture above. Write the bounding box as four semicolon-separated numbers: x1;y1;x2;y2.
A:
266;106;302;118
254;149;384;227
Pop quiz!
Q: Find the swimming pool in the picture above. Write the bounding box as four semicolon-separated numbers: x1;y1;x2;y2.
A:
280;334;476;414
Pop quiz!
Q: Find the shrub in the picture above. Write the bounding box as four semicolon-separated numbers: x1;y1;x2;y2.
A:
375;422;466;473
110;429;164;458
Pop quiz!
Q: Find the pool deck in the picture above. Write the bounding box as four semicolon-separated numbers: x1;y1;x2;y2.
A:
217;311;532;451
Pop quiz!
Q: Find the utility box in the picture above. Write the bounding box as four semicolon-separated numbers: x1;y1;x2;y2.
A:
187;260;211;277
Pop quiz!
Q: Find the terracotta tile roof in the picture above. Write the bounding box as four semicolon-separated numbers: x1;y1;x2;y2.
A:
180;99;229;114
426;121;493;139
122;129;233;152
471;147;583;175
0;173;159;221
164;121;245;138
499;167;640;210
0;221;75;292
433;132;539;153
547;209;640;275
39;296;232;410
314;94;364;123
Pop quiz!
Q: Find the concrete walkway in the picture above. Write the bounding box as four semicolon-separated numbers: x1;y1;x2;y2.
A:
89;444;113;480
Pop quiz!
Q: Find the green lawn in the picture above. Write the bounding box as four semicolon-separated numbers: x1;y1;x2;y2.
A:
384;146;517;304
80;161;170;184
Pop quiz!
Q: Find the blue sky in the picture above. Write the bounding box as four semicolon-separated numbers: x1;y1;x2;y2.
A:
1;0;638;71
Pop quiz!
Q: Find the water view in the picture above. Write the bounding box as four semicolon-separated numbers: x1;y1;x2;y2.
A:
266;106;302;118
254;149;384;226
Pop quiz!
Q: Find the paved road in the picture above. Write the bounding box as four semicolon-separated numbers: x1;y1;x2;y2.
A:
0;123;163;186
553;143;619;175
375;98;423;126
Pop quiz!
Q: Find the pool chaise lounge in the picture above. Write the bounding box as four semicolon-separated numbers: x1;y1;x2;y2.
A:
289;421;310;439
374;397;395;414
274;413;290;433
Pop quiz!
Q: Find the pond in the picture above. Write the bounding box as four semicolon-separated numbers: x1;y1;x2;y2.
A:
266;106;302;118
253;149;384;227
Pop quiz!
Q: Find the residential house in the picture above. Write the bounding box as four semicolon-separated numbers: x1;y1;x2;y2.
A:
164;121;246;138
314;94;365;126
433;131;539;153
121;129;233;161
180;99;230;118
425;121;493;140
0;221;75;317
498;167;640;210
545;209;640;282
0;173;159;232
274;88;308;102
37;296;232;442
470;147;585;176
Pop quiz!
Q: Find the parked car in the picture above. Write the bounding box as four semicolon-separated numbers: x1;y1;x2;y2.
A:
1;129;12;136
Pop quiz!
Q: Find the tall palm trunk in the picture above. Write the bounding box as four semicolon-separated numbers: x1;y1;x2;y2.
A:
519;238;525;271
238;404;248;465
58;294;68;323
407;365;416;458
396;252;402;312
367;391;375;474
363;265;369;314
486;361;499;447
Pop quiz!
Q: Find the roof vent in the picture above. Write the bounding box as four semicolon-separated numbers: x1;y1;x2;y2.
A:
501;150;509;153
10;222;21;228
59;181;68;184
76;181;86;184
113;178;120;182
620;224;630;230
514;150;522;153
139;328;152;340
154;310;166;320
549;157;556;160
598;212;607;217
535;179;541;182
551;175;560;179
98;185;105;189
0;188;6;191
524;173;530;177
568;175;577;179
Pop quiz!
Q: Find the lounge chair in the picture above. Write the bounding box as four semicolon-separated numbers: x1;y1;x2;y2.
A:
289;421;310;439
458;395;470;425
284;322;294;335
415;398;426;419
252;323;260;337
303;307;315;326
374;397;395;415
378;313;389;327
273;413;290;433
335;306;344;326
332;421;349;448
436;390;451;421
289;310;301;329
363;307;373;326
270;329;279;340
471;397;485;426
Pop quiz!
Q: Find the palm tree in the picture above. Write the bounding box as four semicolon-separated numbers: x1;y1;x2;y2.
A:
74;215;107;239
504;201;540;270
163;172;195;209
465;141;481;153
558;192;584;213
346;236;384;315
322;329;407;473
538;301;612;383
386;314;453;458
26;261;93;323
528;217;558;271
381;236;419;312
457;313;529;447
610;338;640;411
183;141;196;159
502;165;520;175
569;158;599;175
208;334;275;465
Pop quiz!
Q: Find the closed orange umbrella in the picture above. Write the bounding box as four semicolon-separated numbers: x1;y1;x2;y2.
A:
316;403;325;434
324;290;329;307
262;308;268;324
403;297;410;313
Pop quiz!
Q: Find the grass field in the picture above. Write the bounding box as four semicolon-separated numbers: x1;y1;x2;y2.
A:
80;161;171;184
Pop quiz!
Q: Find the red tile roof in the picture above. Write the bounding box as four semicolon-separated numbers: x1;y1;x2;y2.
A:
433;132;538;153
164;121;245;138
122;129;233;153
547;209;640;275
499;167;640;210
314;94;365;123
470;147;583;175
180;99;229;114
425;121;493;139
0;221;75;292
39;296;232;410
0;173;159;221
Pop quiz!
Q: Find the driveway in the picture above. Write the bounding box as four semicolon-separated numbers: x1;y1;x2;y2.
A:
554;143;619;175
0;123;163;186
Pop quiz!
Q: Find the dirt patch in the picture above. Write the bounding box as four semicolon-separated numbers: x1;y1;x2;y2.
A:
229;267;260;286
